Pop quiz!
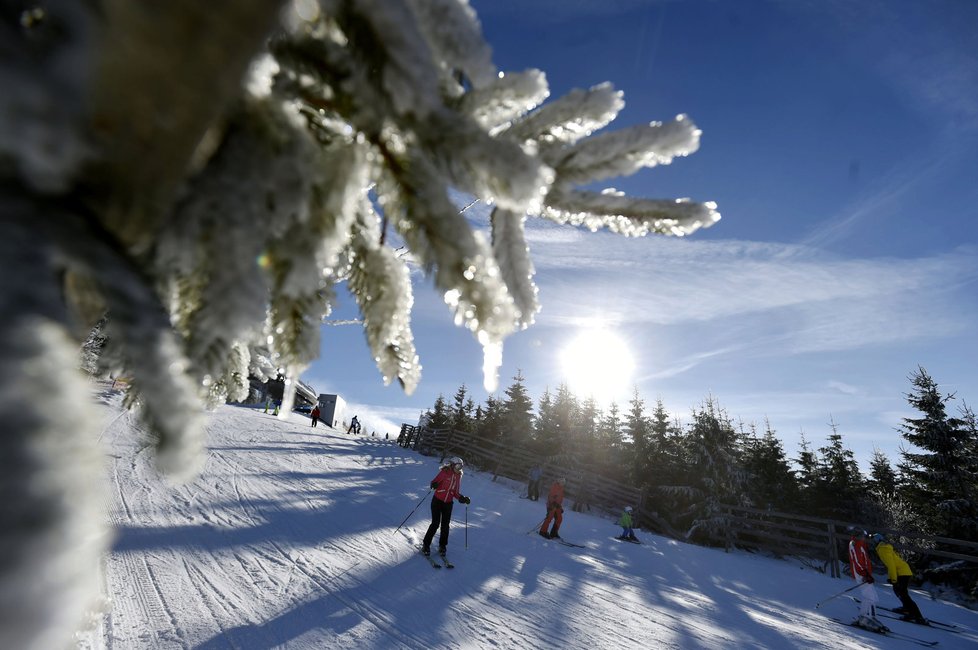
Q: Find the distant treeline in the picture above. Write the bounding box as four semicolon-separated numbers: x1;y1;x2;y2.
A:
421;367;977;545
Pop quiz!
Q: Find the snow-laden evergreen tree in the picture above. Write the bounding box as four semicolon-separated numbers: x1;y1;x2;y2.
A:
597;400;625;456
794;432;820;509
451;383;474;432
425;394;451;430
477;394;504;443
815;420;865;520
624;388;652;484
2;2;718;646
898;368;978;540
681;398;748;543
741;419;799;511
576;395;600;452
549;383;580;459
499;370;535;445
867;447;898;497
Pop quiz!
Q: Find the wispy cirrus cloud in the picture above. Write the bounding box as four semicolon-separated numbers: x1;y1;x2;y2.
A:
526;225;978;367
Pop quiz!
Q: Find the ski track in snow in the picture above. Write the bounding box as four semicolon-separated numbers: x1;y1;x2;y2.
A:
74;396;978;649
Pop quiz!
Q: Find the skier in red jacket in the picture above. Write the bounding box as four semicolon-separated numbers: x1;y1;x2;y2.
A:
538;477;566;539
849;528;885;632
421;457;470;556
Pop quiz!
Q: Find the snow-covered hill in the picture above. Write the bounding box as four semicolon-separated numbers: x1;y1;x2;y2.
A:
77;398;978;649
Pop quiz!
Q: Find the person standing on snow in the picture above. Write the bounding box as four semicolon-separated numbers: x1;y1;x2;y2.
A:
539;477;566;539
421;457;470;556
871;533;926;624
849;528;885;632
347;415;360;434
310;405;320;427
617;506;638;542
527;464;543;501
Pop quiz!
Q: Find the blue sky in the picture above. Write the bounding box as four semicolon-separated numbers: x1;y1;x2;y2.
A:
303;0;978;470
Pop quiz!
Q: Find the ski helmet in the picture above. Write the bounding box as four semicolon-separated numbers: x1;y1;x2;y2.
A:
624;506;633;513
871;533;884;544
448;456;464;468
556;477;566;485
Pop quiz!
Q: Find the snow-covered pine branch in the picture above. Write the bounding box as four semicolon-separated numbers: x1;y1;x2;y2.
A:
491;207;539;328
1;2;720;647
504;82;624;148
543;188;720;237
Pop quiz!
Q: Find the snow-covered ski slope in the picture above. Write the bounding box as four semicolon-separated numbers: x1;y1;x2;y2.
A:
78;399;978;649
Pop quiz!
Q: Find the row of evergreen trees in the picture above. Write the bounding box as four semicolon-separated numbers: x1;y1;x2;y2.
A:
422;367;978;543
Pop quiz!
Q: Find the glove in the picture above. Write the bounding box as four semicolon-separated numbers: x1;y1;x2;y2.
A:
430;480;438;489
864;575;875;584
459;496;471;505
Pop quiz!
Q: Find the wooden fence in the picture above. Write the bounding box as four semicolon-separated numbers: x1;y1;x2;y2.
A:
399;423;978;581
719;505;978;579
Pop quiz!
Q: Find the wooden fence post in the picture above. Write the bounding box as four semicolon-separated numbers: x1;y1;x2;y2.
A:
827;523;839;578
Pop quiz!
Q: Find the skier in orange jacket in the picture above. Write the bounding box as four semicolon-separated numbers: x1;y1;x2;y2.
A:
538;478;566;539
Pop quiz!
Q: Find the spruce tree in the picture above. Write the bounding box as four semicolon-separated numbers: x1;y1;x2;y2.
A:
741;419;799;511
648;398;682;488
426;394;451;430
898;367;978;539
500;370;535;446
549;383;579;457
624;388;651;486
867;448;898;497
451;384;473;432
576;396;600;458
478;395;504;443
598;401;625;452
794;433;820;510
683;398;747;542
815;420;864;520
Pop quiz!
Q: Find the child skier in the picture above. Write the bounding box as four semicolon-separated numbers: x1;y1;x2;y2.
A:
617;506;639;542
849;528;886;632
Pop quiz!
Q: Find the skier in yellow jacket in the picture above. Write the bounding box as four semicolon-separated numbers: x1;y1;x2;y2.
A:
871;533;926;624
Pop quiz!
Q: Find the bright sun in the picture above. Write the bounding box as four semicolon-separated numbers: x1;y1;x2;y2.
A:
559;329;635;405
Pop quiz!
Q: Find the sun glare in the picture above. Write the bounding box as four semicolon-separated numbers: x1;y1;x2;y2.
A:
559;329;635;405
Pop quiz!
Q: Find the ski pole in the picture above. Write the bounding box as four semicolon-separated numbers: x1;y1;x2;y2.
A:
815;582;862;609
394;488;432;535
527;515;548;535
465;505;468;549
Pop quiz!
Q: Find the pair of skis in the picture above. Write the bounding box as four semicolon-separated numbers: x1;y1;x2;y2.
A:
534;531;586;548
829;617;939;647
852;598;961;632
415;544;454;569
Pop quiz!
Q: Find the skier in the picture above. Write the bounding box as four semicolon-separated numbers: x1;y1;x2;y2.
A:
310;405;320;427
617;506;639;542
347;415;360;434
538;477;565;539
527;464;542;501
871;533;926;624
421;457;470;557
849;528;885;632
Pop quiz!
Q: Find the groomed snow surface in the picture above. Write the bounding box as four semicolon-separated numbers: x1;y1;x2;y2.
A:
77;396;978;649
